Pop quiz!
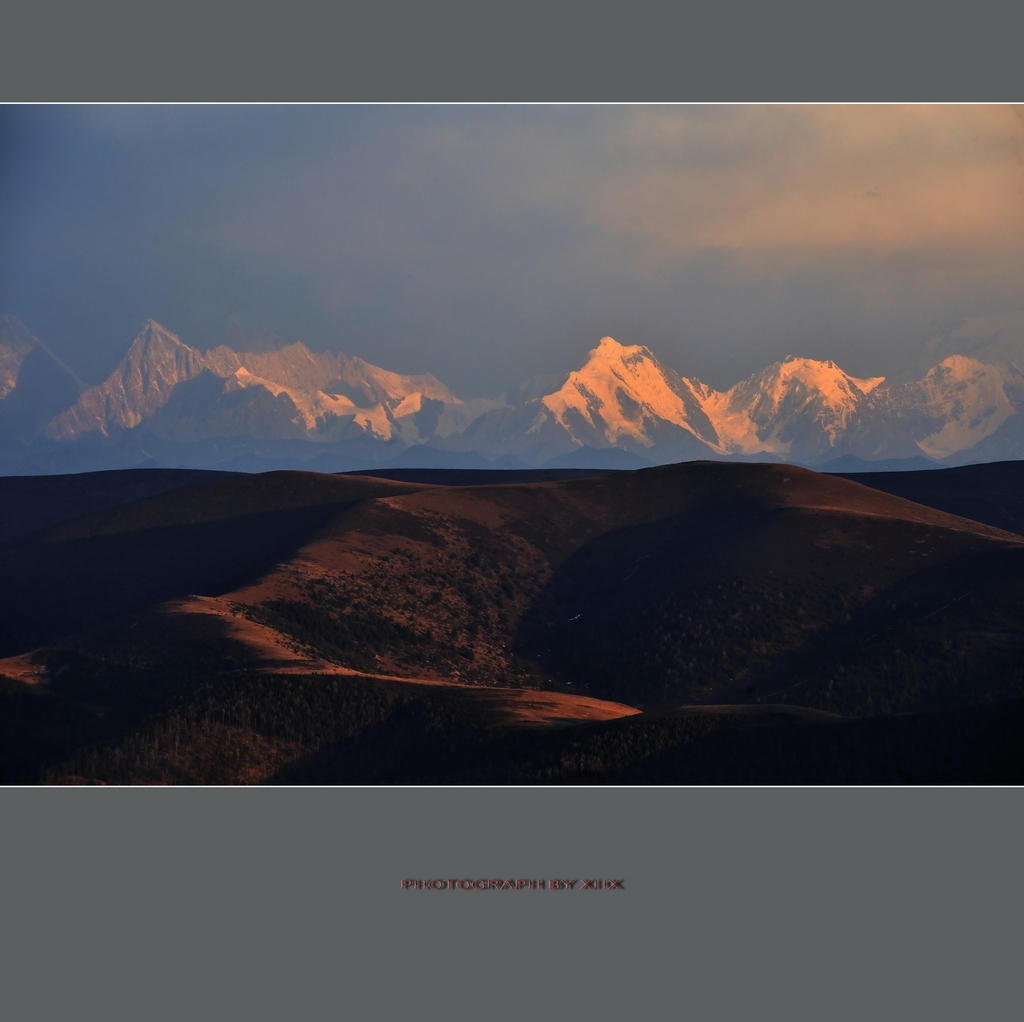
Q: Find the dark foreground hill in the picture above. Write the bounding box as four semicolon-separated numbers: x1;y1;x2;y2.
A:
3;460;1024;783
0;468;237;545
349;467;616;486
837;460;1024;537
0;471;430;655
4;668;1022;784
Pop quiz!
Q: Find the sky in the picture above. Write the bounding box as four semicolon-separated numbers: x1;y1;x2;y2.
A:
2;104;1022;397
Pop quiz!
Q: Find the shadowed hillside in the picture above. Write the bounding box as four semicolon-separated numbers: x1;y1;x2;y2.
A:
837;460;1024;537
349;467;618;486
3;460;1024;783
4;666;1022;784
0;468;237;545
225;462;1024;715
0;471;428;656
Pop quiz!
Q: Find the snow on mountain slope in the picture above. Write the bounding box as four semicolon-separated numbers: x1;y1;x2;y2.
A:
880;356;1023;460
46;321;206;439
202;342;457;407
702;354;1024;463
423;339;1024;468
517;342;892;464
45;320;465;447
703;356;886;459
335;355;456;406
538;336;719;450
510;343;1023;466
12;315;1024;470
0;318;37;400
224;365;374;435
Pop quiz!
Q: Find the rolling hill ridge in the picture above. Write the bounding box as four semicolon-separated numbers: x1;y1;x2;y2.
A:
4;460;1024;783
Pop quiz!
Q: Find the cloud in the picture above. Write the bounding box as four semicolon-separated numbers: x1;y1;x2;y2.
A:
580;105;1024;259
195;105;1024;325
4;105;1023;397
924;309;1024;368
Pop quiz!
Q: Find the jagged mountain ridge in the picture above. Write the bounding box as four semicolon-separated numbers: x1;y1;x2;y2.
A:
427;336;1024;467
3;317;1024;471
44;320;471;448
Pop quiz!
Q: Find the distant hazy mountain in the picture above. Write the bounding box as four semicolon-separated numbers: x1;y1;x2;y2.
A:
44;319;468;447
0;317;83;444
500;339;1024;469
720;353;1024;466
428;336;718;465
428;337;1024;468
5;316;1024;473
870;356;1024;465
705;356;885;463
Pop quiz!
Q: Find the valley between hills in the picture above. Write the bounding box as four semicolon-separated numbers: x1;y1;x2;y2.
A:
3;460;1024;784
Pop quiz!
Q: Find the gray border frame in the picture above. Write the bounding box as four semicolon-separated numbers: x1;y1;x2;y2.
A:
3;5;1022;1019
4;787;1023;1020
3;1;1022;101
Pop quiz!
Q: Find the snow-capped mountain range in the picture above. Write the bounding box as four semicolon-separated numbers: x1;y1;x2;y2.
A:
3;316;1024;474
43;319;490;447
